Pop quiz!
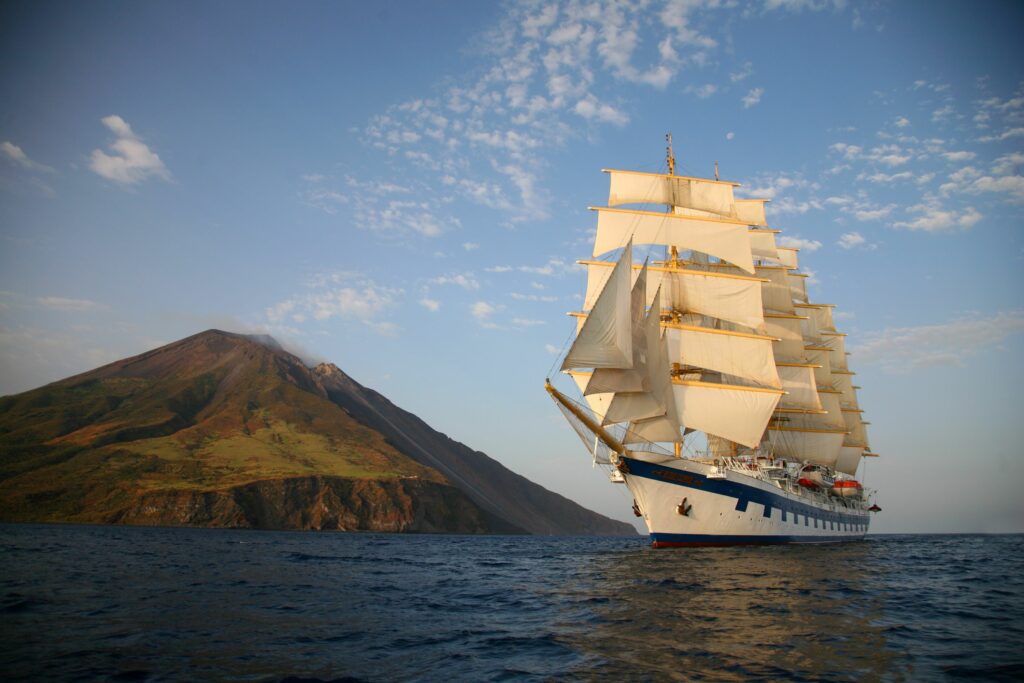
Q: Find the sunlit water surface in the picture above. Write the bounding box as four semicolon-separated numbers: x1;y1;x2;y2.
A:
2;524;1022;681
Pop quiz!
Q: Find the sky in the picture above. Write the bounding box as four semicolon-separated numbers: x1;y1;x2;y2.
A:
1;0;1022;534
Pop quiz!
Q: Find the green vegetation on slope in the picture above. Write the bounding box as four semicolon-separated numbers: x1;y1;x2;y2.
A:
0;331;443;523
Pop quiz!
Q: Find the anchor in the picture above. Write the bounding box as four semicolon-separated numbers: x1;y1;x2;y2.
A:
677;497;693;517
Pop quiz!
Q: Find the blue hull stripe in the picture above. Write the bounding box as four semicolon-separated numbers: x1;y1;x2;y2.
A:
622;456;868;528
651;532;864;547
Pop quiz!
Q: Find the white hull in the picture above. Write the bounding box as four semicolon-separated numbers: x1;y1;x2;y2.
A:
621;455;870;546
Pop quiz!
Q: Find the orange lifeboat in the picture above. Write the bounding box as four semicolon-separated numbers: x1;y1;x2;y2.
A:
832;480;863;498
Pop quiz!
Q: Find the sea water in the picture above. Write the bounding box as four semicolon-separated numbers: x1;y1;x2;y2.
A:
1;524;1021;682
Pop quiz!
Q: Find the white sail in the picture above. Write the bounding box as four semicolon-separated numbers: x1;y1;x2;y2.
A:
584;262;766;330
804;347;833;387
833;372;859;409
562;242;633;370
605;169;738;217
809;305;836;333
593;207;755;273
709;265;794;314
776;247;799;270
788;272;809;303
672;380;782;448
665;325;781;388
767;427;846;467
842;409;870;448
735;199;769;227
585;264;649;395
748;229;781;263
777;364;822;411
821;332;849;372
764;314;807;361
569;372;613;423
599;297;669;425
797;303;822;344
623;287;682;442
835;445;864;476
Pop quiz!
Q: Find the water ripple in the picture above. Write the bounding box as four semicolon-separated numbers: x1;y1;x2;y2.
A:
0;525;1022;681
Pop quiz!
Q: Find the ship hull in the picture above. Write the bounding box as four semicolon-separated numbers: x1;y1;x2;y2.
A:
620;455;870;547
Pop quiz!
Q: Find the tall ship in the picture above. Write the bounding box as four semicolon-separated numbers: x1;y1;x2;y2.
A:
546;137;881;547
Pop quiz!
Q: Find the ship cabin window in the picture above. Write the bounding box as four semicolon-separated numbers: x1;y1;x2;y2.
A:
813;518;818;528
805;517;809;527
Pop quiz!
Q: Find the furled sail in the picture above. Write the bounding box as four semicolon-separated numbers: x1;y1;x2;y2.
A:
562;242;634;370
592;207;755;273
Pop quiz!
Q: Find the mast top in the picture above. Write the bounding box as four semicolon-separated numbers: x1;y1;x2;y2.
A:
666;133;675;176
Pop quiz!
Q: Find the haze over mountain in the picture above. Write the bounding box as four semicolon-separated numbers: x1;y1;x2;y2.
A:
0;330;634;536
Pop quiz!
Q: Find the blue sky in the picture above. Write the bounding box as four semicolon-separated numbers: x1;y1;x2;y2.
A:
2;0;1022;533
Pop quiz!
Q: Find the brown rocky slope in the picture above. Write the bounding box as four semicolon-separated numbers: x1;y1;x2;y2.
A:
0;330;634;535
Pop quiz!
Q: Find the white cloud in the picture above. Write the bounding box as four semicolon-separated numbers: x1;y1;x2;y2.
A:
837;232;865;249
511;317;546;327
942;151;976;162
309;285;396;322
892;201;982;231
419;297;441;312
471;300;501;328
742;87;764;108
544;343;560;354
931;104;955;122
726;131;735;140
978;127;1024;143
429;273;480;290
685;83;718;99
853;205;895;221
37;296;104;312
895;116;910;128
574;94;629;125
511;292;558;302
1;141;53;173
462;242;480;251
266;274;400;335
730;61;753;82
860;171;913;183
853;310;1024;373
89;115;171;185
778;236;822;251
